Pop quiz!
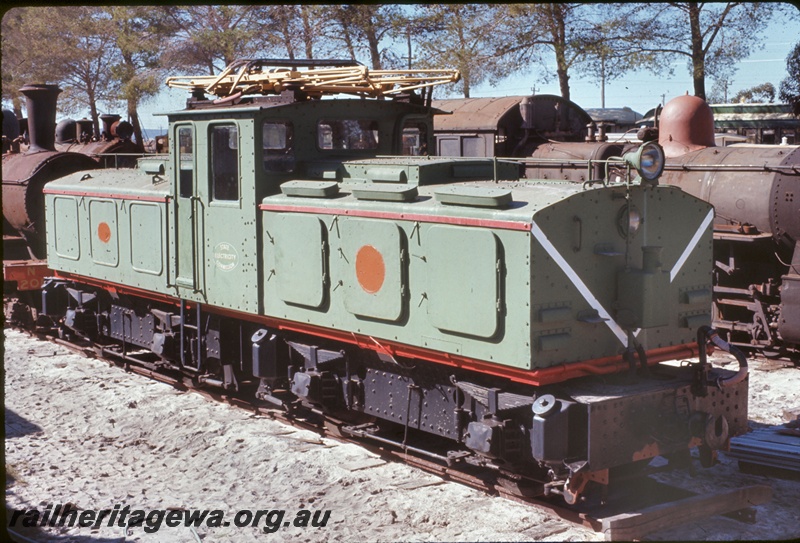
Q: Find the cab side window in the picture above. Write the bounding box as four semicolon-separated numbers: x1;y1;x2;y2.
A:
210;124;239;201
263;121;295;173
317;119;379;150
401;122;428;156
178;127;194;198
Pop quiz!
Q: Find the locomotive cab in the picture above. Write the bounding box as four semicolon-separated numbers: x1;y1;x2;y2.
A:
159;81;442;313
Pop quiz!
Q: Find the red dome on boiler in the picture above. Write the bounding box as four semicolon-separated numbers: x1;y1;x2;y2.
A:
658;94;715;157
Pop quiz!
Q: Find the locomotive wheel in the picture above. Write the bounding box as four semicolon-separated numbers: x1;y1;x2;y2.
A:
761;349;785;360
698;445;717;468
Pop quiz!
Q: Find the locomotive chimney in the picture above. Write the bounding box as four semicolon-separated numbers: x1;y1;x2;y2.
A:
100;114;121;141
19;83;61;153
520;96;534;130
76;119;94;143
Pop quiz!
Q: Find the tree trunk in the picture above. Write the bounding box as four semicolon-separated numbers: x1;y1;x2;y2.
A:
556;65;570;102
338;15;357;62
280;9;295;60
461;60;471;98
548;4;571;101
364;19;382;70
13;97;23;120
128;99;143;146
300;6;313;59
367;31;382;70
90;103;100;141
85;80;100;141
688;3;706;100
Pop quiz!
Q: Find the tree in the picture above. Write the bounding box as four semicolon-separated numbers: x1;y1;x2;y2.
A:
1;6;118;126
505;4;594;101
414;5;511;98
732;82;776;103
570;6;663;107
323;5;404;70
269;5;324;60
491;4;645;104
163;6;272;74
1;8;34;117
706;78;730;103
105;6;175;144
613;3;782;101
779;41;800;115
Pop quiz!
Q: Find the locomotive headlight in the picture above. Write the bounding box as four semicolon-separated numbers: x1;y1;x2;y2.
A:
617;204;643;238
623;142;665;182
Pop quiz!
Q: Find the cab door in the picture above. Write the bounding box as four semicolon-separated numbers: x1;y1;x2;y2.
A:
171;121;258;314
173;124;199;294
196;122;260;314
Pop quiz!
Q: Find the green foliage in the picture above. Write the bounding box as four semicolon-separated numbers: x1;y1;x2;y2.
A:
732;82;776;103
412;4;512;98
1;3;794;118
779;41;800;115
609;2;782;100
485;3;664;103
321;5;405;70
269;6;326;60
162;6;273;74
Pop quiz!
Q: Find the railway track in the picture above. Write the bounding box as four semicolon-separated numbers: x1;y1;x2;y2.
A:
20;326;772;541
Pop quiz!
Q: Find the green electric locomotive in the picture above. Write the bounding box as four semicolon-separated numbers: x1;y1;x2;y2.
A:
37;60;747;503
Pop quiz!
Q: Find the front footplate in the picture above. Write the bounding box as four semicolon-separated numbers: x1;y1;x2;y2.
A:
567;360;749;473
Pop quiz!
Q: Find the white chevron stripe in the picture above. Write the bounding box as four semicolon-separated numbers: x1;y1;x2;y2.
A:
670;208;714;283
531;221;629;347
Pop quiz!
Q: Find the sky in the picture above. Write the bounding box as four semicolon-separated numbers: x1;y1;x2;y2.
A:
126;6;800;135
469;14;800;115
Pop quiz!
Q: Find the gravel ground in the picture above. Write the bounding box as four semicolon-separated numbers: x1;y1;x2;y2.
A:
4;327;800;542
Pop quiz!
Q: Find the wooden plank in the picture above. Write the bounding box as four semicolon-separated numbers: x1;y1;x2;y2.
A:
600;485;772;541
342;458;387;472
393;478;446;491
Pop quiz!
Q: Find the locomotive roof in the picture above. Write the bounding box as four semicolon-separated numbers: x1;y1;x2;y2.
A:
43;163;170;201
432;96;526;131
157;95;444;118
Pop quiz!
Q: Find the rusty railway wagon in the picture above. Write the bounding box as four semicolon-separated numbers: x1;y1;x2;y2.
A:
5;59;750;505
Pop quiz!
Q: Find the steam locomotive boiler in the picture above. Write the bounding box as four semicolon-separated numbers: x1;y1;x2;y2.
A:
656;95;800;360
55;113;143;167
2;84;98;322
11;60;750;505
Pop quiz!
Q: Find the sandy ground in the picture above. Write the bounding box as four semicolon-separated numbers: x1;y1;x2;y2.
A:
4;327;800;542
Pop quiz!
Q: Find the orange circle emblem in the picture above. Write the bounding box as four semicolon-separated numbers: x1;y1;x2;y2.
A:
97;222;111;243
355;245;385;294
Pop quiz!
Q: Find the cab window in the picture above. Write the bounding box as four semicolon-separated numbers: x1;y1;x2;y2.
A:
177;126;194;198
210;124;239;201
263;121;295;173
401;122;429;156
317;119;379;150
